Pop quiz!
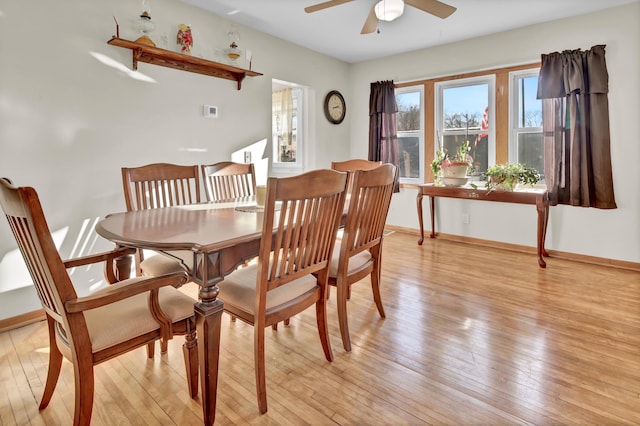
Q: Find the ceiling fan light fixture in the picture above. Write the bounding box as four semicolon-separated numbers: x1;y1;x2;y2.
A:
374;0;404;22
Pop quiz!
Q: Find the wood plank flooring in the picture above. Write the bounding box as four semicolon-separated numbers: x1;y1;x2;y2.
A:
1;232;639;425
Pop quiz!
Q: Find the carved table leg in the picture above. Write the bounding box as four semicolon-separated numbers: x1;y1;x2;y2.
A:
194;252;224;426
417;192;425;245
536;195;549;268
429;196;436;238
114;255;132;281
541;195;550;258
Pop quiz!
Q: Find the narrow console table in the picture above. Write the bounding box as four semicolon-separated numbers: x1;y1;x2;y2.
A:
417;183;550;268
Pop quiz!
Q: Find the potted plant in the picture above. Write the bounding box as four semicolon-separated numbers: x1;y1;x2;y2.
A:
484;163;541;191
431;140;471;183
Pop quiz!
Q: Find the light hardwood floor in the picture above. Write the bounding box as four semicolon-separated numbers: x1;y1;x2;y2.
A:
1;232;639;425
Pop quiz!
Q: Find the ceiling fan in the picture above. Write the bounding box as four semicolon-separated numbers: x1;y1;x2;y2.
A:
304;0;457;34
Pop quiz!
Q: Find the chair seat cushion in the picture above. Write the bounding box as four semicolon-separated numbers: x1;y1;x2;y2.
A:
82;278;196;353
219;264;317;315
328;241;373;278
140;251;190;276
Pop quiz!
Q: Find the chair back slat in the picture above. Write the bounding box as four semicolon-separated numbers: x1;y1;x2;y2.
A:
260;170;347;292
122;163;201;211
342;164;396;255
0;179;75;323
201;162;256;202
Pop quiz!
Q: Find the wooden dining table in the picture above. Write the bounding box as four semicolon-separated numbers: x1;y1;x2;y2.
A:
95;198;265;425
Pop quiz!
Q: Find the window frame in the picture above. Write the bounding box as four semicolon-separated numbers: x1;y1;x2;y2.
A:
508;68;543;167
435;75;496;174
272;80;307;175
395;62;541;185
395;84;424;184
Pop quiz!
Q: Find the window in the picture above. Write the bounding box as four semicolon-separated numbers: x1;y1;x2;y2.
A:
510;69;543;177
395;85;424;183
272;80;306;174
395;62;542;185
435;76;495;176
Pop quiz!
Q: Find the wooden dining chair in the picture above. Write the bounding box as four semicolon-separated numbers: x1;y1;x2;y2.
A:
201;161;257;202
0;177;198;426
121;163;201;278
330;158;383;172
328;163;396;352
331;158;383;195
217;169;348;414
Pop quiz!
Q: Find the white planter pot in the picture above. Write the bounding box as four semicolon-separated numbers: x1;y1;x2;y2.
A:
441;163;469;178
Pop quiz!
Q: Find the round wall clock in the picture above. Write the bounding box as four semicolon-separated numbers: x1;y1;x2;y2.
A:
324;90;346;124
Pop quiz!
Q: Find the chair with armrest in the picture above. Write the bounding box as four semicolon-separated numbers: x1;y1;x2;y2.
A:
328;163;396;352
217;169;348;414
201;161;257;202
121;163;201;278
0;177;198;425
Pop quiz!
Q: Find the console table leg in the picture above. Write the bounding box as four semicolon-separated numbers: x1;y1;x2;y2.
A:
536;197;548;268
542;198;550;257
417;193;425;245
429;196;436;239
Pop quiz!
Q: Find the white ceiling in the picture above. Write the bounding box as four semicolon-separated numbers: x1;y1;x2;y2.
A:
182;0;638;63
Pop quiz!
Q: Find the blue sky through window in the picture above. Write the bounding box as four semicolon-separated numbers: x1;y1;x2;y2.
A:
444;84;487;117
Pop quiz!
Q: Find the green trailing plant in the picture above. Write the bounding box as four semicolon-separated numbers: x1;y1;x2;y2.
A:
430;149;446;178
483;163;541;191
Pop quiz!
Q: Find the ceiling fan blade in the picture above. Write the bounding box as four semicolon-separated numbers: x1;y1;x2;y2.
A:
360;5;378;34
304;0;354;13
405;0;457;19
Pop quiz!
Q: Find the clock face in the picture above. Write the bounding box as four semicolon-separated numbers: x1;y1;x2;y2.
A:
324;91;346;124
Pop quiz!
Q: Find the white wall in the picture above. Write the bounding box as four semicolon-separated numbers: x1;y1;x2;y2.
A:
0;0;351;320
348;3;640;264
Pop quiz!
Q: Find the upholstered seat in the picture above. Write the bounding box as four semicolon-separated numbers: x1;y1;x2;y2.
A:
220;266;317;314
79;284;195;353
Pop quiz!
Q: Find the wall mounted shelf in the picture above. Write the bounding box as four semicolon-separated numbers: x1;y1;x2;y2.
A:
107;37;262;90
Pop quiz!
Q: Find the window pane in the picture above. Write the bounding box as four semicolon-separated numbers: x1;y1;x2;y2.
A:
272;86;301;164
517;76;542;128
441;83;489;175
396;87;423;182
443;84;487;131
398;135;420;178
396;92;420;132
517;132;544;177
511;70;543;177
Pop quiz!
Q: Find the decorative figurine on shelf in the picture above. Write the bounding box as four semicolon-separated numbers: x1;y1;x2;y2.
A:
177;24;193;55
